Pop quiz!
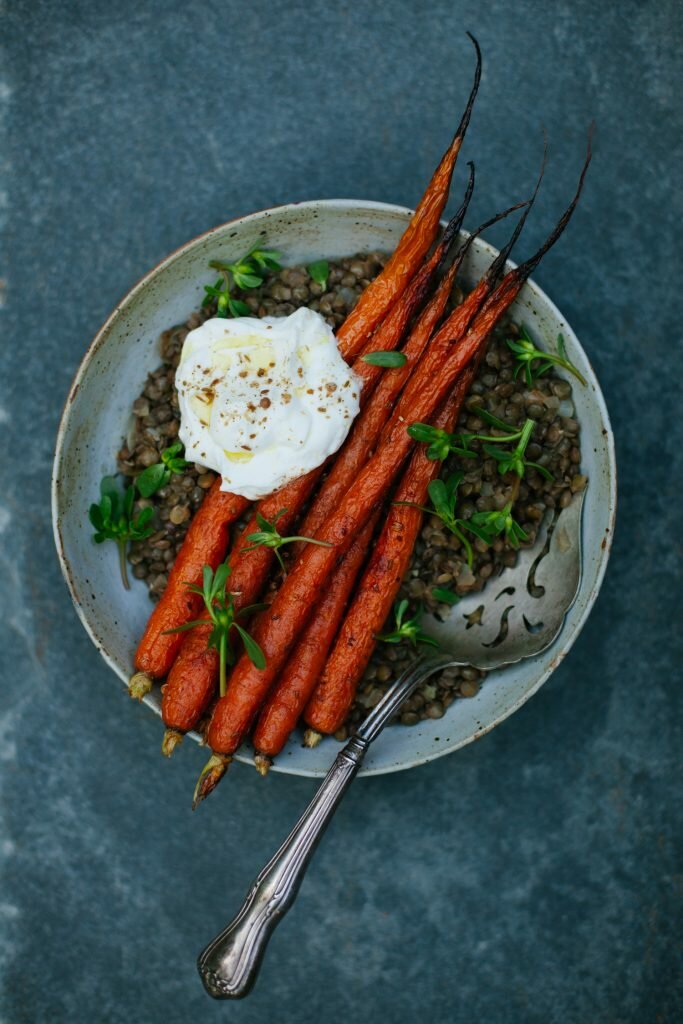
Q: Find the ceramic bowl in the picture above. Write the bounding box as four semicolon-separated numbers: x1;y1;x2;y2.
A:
52;199;616;777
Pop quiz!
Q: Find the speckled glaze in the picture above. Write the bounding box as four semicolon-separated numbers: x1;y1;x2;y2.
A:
51;199;616;777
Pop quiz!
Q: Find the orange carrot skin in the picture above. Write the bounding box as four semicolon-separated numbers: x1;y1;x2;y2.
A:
160;647;217;733
304;372;474;734
336;137;466;360
161;470;319;732
134;481;250;679
253;516;377;757
161;289;415;733
206;280;516;756
163;258;444;730
296;263;485;550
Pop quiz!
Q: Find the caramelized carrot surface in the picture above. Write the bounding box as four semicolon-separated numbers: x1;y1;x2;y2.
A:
336;35;481;360
253;516;378;759
304;372;475;734
134;481;249;679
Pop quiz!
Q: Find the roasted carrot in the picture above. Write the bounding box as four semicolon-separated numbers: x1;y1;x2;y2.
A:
301;160;550;734
201;142;591;775
283;199;540;737
160;469;320;746
252;515;379;770
335;34;482;361
137;153;471;707
351;163;474;376
304;370;476;735
202;299;513;760
293;199;529;553
131;481;250;688
160;186;473;744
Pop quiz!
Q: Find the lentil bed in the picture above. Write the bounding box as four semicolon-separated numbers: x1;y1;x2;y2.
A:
117;253;585;736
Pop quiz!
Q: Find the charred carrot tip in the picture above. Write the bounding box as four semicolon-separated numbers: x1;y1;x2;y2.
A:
439;162;475;256
516;128;593;283
253;753;273;777
128;672;153;701
303;729;323;749
455;33;482;142
161;729;183;758
192;753;232;810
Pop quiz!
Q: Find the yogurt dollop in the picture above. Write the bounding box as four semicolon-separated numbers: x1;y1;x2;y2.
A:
176;307;361;500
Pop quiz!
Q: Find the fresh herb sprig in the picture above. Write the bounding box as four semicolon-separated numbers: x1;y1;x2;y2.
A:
396;472;477;566
376;599;439;649
89;477;155;589
243;510;333;574
408;410;553;481
164;563;265;696
307;259;329;292
396;472;528;564
203;246;282;318
136;443;189;498
507;324;587;387
468;502;528;549
481;418;554;481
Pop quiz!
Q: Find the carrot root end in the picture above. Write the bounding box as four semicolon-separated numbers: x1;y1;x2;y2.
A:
161;729;183;758
303;729;323;749
254;753;272;777
129;672;153;701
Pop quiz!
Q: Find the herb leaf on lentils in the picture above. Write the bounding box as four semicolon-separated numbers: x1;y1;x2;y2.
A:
306;259;329;292
89;476;154;589
204;246;283;319
466;502;528;549
507;324;587;387
136;443;190;498
409;411;554;481
432;586;461;606
395;472;477;568
376;599;439;649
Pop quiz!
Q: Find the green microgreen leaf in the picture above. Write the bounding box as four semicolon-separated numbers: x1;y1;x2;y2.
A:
360;351;408;368
166;561;266;696
409;409;553;483
136;443;189;498
88;475;155;588
469;502;528;549
228;297;251;318
506;324;587;387
307;259;329;291
206;246;281;319
432;587;460;606
243;509;332;572
136;462;169;498
233;623;266;670
376;601;440;649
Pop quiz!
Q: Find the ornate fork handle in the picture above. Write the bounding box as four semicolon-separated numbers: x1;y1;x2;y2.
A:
197;653;451;999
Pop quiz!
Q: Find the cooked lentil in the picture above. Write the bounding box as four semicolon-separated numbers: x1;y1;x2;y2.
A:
118;251;583;732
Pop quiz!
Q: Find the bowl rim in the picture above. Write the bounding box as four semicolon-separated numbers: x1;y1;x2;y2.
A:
52;198;617;777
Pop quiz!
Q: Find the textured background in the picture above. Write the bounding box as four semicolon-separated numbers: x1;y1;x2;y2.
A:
1;1;682;1021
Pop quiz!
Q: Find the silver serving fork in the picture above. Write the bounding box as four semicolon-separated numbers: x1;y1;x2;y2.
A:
198;491;585;998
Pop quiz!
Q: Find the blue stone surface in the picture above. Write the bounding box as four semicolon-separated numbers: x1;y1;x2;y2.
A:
1;1;682;1020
